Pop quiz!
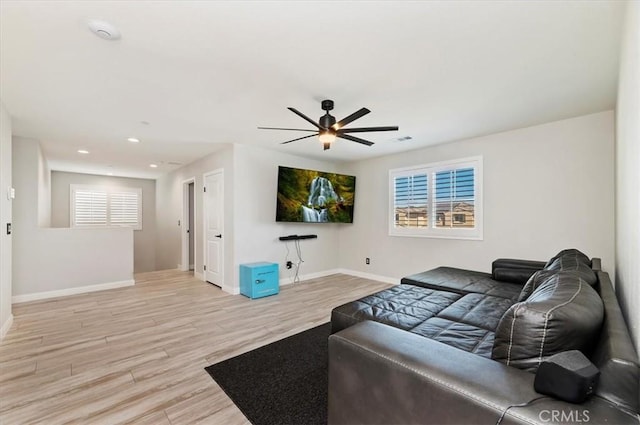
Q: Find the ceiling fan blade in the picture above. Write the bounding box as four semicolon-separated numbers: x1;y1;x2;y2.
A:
337;133;374;146
288;107;323;129
339;126;399;134
258;126;317;132
332;108;371;130
280;134;318;144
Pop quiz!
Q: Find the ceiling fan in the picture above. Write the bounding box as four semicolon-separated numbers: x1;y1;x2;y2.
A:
258;99;399;151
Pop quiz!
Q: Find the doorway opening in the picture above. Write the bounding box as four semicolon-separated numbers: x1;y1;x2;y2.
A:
181;178;196;275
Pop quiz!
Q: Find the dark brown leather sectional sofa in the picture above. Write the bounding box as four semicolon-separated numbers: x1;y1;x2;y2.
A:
328;250;640;424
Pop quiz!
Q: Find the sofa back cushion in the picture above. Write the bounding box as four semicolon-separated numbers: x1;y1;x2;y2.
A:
492;271;603;373
544;248;591;268
544;250;597;286
517;269;557;302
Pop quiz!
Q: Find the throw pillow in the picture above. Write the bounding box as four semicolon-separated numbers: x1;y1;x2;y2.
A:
492;271;603;373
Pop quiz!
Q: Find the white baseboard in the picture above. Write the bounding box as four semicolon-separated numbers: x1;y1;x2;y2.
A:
279;268;342;286
12;279;136;303
0;314;14;340
222;285;240;295
278;268;398;286
336;269;399;285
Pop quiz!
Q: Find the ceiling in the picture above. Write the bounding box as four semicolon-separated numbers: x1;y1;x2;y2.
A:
0;1;625;179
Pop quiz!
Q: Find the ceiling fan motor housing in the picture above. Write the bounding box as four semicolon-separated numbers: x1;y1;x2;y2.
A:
321;99;334;111
320;113;336;129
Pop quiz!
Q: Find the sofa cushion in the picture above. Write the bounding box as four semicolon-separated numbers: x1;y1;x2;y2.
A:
517;269;557;302
437;293;514;331
544;254;597;286
330;284;461;333
411;317;495;357
492;271;604;373
491;258;546;285
544;248;591;268
543;248;596;286
401;267;522;300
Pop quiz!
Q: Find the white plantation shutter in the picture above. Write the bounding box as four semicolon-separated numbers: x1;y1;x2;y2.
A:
110;191;141;228
393;173;428;228
72;189;107;226
71;185;142;229
433;167;475;229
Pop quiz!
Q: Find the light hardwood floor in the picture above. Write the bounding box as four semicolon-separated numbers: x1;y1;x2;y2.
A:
0;271;392;424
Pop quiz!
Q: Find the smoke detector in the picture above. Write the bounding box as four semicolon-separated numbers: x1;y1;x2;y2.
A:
88;20;121;40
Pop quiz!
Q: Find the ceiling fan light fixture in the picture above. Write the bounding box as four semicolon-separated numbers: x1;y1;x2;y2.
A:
318;130;336;145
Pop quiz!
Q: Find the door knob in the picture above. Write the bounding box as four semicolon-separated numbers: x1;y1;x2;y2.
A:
215;234;222;238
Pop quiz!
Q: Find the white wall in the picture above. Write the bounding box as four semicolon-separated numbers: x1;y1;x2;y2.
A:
37;148;51;228
50;171;157;273
232;144;348;290
155;143;350;293
12;137;134;298
155;144;235;288
615;0;640;350
0;101;13;339
339;111;615;280
12;227;134;299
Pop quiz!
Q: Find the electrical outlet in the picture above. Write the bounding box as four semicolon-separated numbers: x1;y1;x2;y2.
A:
365;257;370;265
286;261;292;269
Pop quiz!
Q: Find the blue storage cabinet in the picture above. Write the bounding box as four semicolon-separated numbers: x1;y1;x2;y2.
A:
239;262;279;299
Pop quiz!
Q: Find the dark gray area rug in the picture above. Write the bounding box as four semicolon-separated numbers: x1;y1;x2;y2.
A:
204;322;331;425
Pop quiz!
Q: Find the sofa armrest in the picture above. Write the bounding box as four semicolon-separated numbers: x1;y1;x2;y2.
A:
328;321;639;425
491;258;546;285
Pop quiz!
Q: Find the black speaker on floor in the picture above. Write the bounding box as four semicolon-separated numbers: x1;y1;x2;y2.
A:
534;350;600;403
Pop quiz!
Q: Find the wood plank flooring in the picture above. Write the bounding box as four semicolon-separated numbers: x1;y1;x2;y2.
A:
0;271;392;424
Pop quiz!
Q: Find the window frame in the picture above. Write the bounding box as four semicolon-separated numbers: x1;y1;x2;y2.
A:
388;156;483;240
70;184;143;230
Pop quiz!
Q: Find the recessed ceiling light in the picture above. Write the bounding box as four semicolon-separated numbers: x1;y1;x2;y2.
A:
127;137;140;143
107;172;114;176
149;164;158;168
88;20;121;41
77;149;89;154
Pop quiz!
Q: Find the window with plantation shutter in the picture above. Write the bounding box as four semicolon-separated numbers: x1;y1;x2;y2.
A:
389;157;482;239
71;185;142;230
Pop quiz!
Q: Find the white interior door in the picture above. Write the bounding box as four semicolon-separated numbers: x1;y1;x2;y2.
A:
204;170;224;286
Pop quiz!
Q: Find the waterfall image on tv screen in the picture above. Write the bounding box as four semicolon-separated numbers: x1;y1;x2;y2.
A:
276;166;356;223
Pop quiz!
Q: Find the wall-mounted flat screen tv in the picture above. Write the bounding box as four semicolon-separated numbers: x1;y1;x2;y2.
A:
276;166;356;223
